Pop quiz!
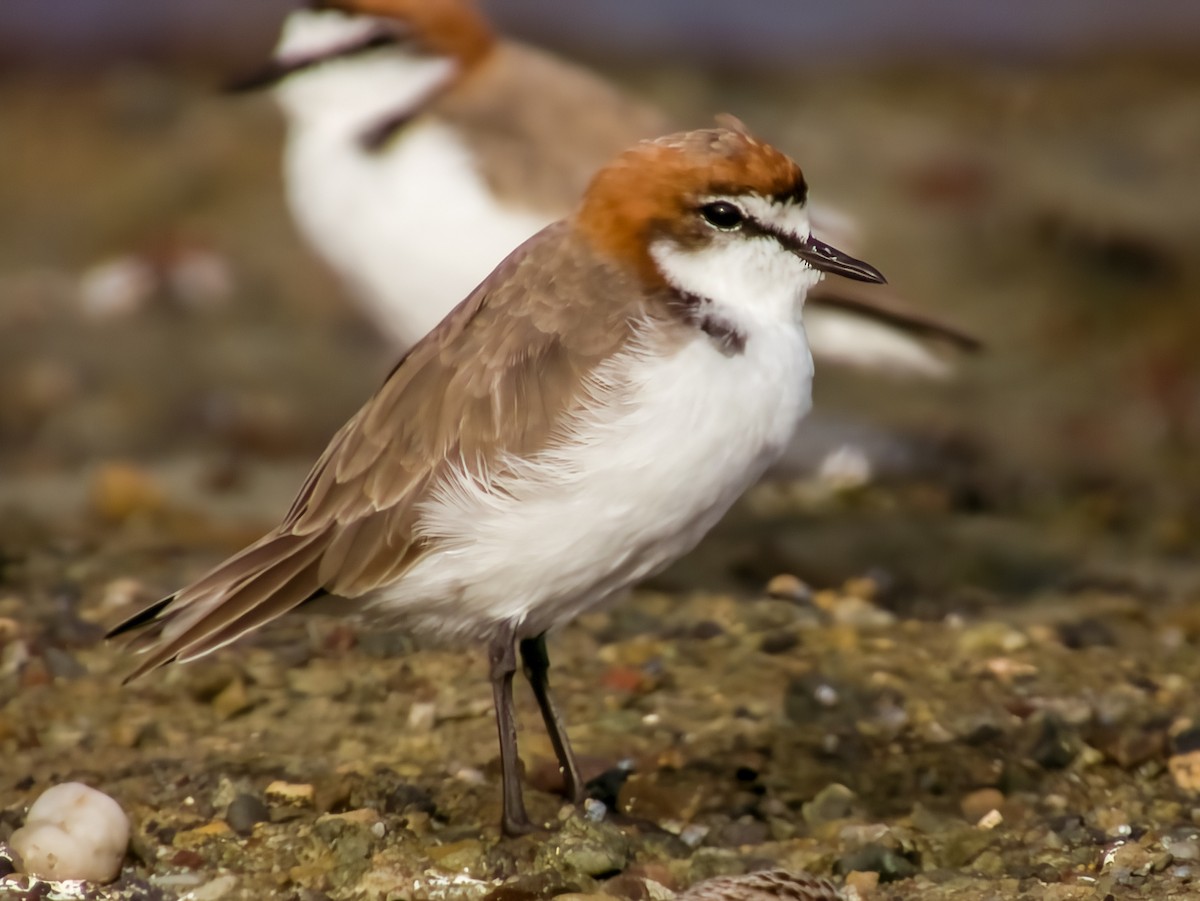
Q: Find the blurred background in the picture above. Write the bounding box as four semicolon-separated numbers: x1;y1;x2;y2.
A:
1;1;1198;614
3;5;1200;894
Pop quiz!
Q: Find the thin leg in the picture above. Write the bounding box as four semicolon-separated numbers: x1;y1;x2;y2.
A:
489;626;535;836
520;633;586;804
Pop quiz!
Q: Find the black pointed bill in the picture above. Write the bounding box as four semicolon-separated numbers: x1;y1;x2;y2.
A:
793;235;887;284
225;27;405;93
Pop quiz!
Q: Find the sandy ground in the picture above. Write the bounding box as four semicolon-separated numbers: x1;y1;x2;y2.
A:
1;52;1200;900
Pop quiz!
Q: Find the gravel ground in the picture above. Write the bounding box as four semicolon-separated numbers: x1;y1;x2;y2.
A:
1;52;1199;900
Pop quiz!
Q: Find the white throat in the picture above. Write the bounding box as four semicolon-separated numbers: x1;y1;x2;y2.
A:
650;233;822;333
271;10;457;137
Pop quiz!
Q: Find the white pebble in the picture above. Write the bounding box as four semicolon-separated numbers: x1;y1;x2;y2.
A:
406;701;437;732
816;444;873;490
10;782;130;883
77;257;155;319
583;798;607;822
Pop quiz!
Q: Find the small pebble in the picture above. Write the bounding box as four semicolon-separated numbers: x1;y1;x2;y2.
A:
1169;751;1200;794
10;782;130;883
226;794;270;836
960;788;1005;823
690;620;726;640
77;256;155;319
759;631;799;655
1055;618;1116;649
802;784;862;828
406;701;437;732
976;809;1004;830
765;574;812;603
264;781;315;808
1028;713;1078;769
1173;726;1200;755
384;783;437;816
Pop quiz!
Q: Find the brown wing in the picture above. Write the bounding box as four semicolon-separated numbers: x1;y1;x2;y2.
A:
438;41;671;216
108;223;647;678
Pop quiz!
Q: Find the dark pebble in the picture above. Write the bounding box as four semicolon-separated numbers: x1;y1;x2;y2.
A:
689;620;725;640
586;764;634;809
836;843;919;882
384;782;437;816
759;631;800;655
1048;814;1105;845
963;722;1007;747
1173;727;1200;755
226;793;270;836
1056;618;1117;650
1028;713;1078;769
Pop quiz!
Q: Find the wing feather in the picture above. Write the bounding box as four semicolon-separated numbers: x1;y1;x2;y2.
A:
110;223;650;675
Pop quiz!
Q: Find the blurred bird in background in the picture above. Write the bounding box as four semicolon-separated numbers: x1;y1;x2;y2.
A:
234;0;980;382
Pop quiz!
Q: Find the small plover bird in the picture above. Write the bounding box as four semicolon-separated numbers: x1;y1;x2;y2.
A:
110;124;885;835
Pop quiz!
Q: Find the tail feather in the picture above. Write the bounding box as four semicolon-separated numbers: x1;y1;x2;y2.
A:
177;556;327;663
110;528;332;681
106;595;175;640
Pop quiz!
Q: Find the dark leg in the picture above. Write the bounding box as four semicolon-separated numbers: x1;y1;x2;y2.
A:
520;633;586;804
489;626;535;836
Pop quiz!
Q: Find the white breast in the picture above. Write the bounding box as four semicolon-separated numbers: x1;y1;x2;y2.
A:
362;319;813;640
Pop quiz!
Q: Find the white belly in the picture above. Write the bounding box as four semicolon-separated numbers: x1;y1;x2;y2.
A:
284;118;552;348
363;324;813;640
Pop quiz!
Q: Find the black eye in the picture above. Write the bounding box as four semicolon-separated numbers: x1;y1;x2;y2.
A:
699;201;745;230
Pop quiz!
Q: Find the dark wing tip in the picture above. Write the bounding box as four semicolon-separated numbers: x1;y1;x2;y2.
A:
809;286;984;354
105;595;176;641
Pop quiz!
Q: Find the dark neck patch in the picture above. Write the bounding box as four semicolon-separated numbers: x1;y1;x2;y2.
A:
358;77;455;151
670;290;747;356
